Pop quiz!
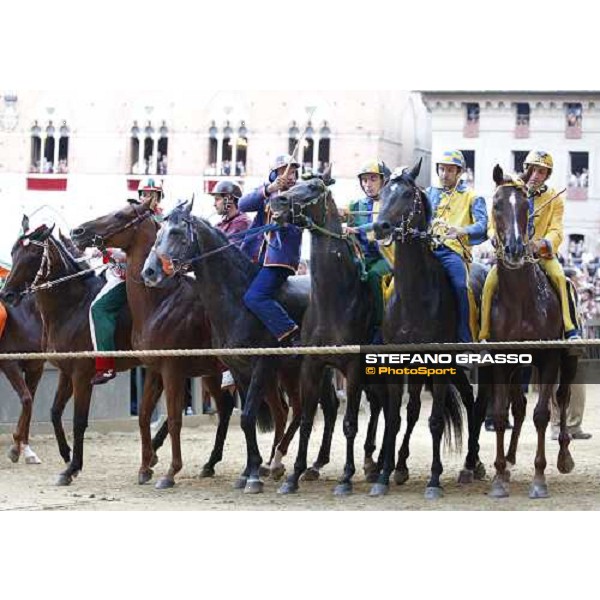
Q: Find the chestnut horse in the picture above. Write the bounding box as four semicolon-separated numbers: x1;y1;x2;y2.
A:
486;165;577;499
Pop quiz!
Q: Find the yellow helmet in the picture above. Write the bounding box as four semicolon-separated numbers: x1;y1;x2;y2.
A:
523;151;553;173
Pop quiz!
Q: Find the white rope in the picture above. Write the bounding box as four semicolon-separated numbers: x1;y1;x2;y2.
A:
0;340;596;361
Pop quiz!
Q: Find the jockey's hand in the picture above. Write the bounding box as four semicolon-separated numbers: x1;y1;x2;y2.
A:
338;207;349;221
346;226;359;234
529;240;545;255
444;226;467;240
267;176;288;195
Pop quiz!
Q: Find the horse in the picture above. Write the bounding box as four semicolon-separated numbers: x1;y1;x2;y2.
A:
268;175;389;496
71;197;289;488
0;224;164;486
374;159;489;499
142;202;338;494
485;165;577;499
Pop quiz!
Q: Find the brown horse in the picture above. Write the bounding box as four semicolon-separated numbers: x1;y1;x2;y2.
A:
1;225;164;486
487;165;577;499
71;198;294;488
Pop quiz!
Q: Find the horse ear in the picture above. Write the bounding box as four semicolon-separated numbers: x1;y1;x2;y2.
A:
408;157;422;181
493;164;504;186
39;224;55;241
21;214;30;234
189;194;195;213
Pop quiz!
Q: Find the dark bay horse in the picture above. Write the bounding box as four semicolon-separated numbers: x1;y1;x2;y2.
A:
485;165;577;499
71;197;284;488
270;176;389;496
374;159;489;499
142;203;338;494
1;225;164;486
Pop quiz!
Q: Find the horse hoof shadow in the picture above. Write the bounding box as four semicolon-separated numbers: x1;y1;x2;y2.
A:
7;445;20;463
155;477;175;490
300;467;320;482
394;469;409;485
369;483;389;497
138;470;153;485
243;479;263;494
424;486;443;500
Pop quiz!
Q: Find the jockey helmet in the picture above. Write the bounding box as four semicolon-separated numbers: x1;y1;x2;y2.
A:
138;177;164;198
269;154;301;183
436;150;466;171
523;150;553;174
209;180;243;201
357;159;391;182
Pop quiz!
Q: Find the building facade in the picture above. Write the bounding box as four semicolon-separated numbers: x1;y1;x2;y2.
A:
420;90;600;254
0;90;431;261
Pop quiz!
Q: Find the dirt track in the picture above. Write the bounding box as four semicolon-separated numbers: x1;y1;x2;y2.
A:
1;390;599;510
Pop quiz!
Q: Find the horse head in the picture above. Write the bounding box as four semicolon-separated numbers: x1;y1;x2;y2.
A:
70;197;155;253
492;164;529;267
142;200;201;287
1;224;54;305
374;158;427;244
271;177;330;229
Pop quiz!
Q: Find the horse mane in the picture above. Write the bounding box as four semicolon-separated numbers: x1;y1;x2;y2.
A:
49;234;87;273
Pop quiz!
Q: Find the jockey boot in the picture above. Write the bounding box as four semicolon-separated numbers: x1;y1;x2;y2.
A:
279;326;302;348
91;357;117;385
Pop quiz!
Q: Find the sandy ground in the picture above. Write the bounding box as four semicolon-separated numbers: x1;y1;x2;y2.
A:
1;390;599;511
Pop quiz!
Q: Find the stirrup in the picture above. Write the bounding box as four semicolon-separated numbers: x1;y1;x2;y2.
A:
91;369;116;385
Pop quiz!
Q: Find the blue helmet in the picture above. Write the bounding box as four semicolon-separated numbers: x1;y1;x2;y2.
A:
269;154;301;183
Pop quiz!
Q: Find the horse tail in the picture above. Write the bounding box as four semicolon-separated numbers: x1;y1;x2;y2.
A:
257;398;274;433
318;367;340;414
442;384;463;453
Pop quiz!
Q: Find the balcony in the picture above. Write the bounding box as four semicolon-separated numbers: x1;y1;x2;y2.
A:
26;173;68;191
514;124;530;139
463;121;479;138
567;186;588;201
565;125;582;139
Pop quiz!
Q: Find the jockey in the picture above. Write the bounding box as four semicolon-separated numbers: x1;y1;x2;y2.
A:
426;150;488;343
343;159;394;339
89;177;163;385
210;180;251;245
239;154;303;346
479;150;581;341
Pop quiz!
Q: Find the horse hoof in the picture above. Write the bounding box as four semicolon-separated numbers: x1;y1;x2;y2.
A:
474;462;487;481
502;470;511;483
7;445;20;463
300;467;320;482
333;482;352;496
258;465;270;478
457;469;474;484
199;465;215;478
25;455;42;465
529;482;549;499
369;483;389;497
489;479;509;498
155;477;175;490
557;452;575;474
138;470;153;485
233;476;248;490
149;454;159;468
243;479;264;494
365;471;380;484
56;473;73;486
270;464;286;481
278;480;298;495
424;487;443;500
394;469;409;485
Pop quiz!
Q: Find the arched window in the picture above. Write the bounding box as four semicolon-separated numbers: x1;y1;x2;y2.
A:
221;121;233;174
58;121;69;173
302;122;314;171
208;121;218;172
130;121;140;174
236;121;248;176
318;122;331;173
43;122;56;173
158;121;168;175
288;121;300;155
143;122;154;175
30;121;42;173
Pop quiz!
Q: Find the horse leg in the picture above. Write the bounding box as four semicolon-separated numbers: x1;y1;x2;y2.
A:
363;385;382;483
556;378;574;475
240;357;271;494
138;370;163;484
50;370;73;464
472;367;492;480
454;370;480;484
505;384;527;466
155;371;185;489
19;361;45;463
394;378;422;485
489;370;510;498
303;368;339;481
334;363;362;496
262;379;288;479
57;374;92;486
199;374;236;478
424;380;447;499
279;357;324;494
2;362;36;463
369;383;400;497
